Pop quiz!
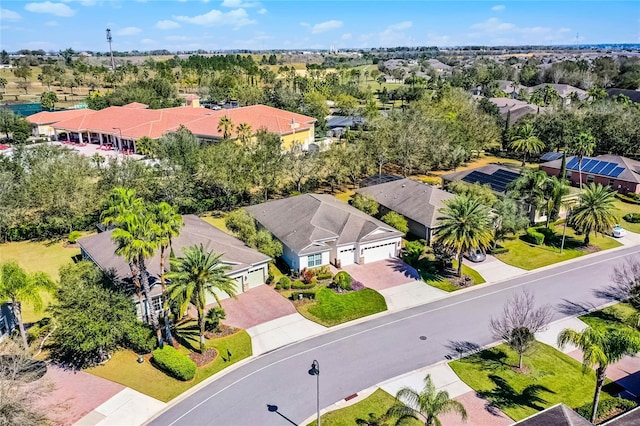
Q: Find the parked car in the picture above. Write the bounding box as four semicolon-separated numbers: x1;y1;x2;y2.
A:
613;225;627;238
465;248;486;263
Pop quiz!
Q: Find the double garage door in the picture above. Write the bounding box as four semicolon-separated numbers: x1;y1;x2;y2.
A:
361;241;397;264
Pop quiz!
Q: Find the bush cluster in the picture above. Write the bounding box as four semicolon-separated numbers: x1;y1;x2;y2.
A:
291;279;315;289
333;271;353;290
290;290;317;300
310;265;333;280
151;346;197;381
124;322;157;355
275;276;291;290
524;227;545;245
576;397;637;422
536;227;556;244
402;240;425;266
616;193;640;205
623;213;640;223
490;247;509;255
350;280;365;291
68;231;82;244
26;318;53;344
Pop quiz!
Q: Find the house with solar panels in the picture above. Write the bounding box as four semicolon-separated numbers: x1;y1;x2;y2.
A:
442;165;522;195
540;155;640;194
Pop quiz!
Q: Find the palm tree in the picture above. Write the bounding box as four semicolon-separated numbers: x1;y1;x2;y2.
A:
436;195;493;277
165;245;237;353
510;124;545;166
218;116;234;139
508;169;548;221
571;132;596;189
236;122;253;145
543;176;570;228
387;374;467;426
569;183;618;246
154;202;183;343
0;262;55;350
558;327;640;423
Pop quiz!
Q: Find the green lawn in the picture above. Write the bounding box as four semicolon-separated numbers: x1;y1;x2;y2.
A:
421;260;485;293
87;330;252;402
334;189;355;203
201;214;231;234
580;302;639;330
449;341;603;421
297;287;387;327
0;239;81;323
615;199;640;234
494;224;622;271
315;388;422;426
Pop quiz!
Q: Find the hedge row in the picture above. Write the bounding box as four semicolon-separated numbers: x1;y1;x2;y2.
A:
576;397;636;423
152;346;196;381
616;193;640;205
623;213;640;223
524;228;545;245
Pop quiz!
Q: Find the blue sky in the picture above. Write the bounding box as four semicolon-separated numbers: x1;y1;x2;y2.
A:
0;1;638;52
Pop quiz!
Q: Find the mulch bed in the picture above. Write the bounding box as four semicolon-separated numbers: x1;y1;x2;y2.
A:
441;268;475;288
189;348;217;367
203;324;240;339
577;245;601;254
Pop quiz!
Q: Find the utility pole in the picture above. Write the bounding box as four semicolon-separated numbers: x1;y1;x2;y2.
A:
106;28;115;72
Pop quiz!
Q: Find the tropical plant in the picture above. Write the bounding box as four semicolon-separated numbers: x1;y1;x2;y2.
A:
165;244;237;353
0;262;55;350
569;183;618;245
236;122;253;145
508;169;548;220
436;195;493;277
571;131;596;189
381;211;409;234
543;176;570;227
557;326;640;423
386;374;467;426
218;116;234;139
510;124;545;166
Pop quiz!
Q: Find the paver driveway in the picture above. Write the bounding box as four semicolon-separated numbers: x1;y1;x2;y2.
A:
220;284;296;329
343;258;421;291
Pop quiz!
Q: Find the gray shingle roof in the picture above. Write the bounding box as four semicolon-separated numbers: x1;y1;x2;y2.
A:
541;154;640;184
245;194;403;255
78;215;270;282
442;164;522;194
528;83;587;99
513;403;591;426
356;178;454;228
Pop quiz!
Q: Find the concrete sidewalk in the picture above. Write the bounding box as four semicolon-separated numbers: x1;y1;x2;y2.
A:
74;388;165;426
245;313;326;355
378;280;447;311
472;254;527;283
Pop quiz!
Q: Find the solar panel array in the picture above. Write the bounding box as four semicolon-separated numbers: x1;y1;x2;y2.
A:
461;169;521;193
566;157;625;178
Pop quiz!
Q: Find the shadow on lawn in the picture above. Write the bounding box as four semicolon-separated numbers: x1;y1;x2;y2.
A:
478;375;554;415
173;322;200;353
387;257;421;280
458;348;509;371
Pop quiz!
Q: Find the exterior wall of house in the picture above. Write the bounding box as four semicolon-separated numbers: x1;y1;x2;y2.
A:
0;303;16;341
296;250;331;271
280;127;314;151
377;204;429;243
540;166;640;194
33;124;54;137
358;237;402;264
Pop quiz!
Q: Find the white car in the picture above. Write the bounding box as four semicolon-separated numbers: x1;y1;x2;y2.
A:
613;225;627;238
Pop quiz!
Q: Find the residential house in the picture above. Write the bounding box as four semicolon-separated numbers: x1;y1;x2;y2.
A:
513;403;591;426
527;83;587;104
246;194;403;271
442;165;522;195
27;103;316;152
606;88;640;104
487;97;544;123
0;303;16;342
78;215;271;319
540;154;640;194
355;178;454;244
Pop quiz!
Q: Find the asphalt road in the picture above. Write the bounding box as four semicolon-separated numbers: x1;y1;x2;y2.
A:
149;245;640;426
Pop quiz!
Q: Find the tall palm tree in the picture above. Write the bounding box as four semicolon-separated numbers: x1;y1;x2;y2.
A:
0;262;55;350
558;327;640;423
387;374;467;426
571;131;596;189
218;116;234;139
569;183;618;246
510;124;545;166
154;202;183;343
436;195;493;277
543;176;570;228
508;169;548;221
165;245;237;353
236;122;253;145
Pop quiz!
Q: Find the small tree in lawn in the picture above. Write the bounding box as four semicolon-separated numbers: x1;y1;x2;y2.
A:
351;193;379;216
490;290;553;370
381;211;409;234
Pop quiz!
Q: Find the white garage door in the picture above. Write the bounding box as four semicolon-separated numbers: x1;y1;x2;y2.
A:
338;247;356;266
247;267;266;289
362;242;397;263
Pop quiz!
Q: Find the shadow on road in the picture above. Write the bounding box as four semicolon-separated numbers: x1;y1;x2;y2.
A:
555;299;597;316
266;404;298;425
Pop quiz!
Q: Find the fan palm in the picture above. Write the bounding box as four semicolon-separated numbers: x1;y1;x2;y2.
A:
236;122;253;145
569;183;618;245
0;262;55;350
436;195;493;277
558;327;640;423
508;169;548;221
571;132;596;189
543;176;570;228
165;245;237;353
510;124;545;166
218;116;234;139
387;374;467;426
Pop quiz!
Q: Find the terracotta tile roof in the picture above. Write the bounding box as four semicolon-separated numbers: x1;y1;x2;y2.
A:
122;102;149;109
50;104;315;140
27;109;96;125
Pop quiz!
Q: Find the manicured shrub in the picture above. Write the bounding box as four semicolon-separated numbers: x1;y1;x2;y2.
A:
68;231;82;244
290;290;317;300
402;240;425;266
291;279;315;289
381;211;409;234
301;268;314;284
124;322;156;355
524;227;544;245
536;227;556;244
576;397;637;422
350;280;365;291
333;271;353;290
276;276;291;290
204;307;226;332
616;193;640;205
311;266;332;280
152;346;197;381
623;213;640;223
490;247;509;255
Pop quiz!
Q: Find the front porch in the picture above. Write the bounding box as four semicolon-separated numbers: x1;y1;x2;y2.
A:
53;128;138;154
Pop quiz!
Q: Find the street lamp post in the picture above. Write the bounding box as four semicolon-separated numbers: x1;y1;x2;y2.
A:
308;360;320;426
112;127;123;152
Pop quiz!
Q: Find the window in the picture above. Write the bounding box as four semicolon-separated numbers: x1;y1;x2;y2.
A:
587;174;595;184
566;171;572;179
152;296;163;313
307;253;322;267
608;179;615;187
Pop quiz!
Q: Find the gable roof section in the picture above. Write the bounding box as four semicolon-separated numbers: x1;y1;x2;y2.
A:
541;155;640;184
442;165;522;194
78;215;270;282
356;178;454;228
27;109;96;125
246;194;402;255
513;403;591;426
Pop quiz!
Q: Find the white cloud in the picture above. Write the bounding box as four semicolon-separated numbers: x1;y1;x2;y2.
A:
468;17;572;45
257;8;267;14
174;8;255;28
341;33;352;40
378;21;413;46
45;20;59;26
116;26;142;36
221;0;260;8
165;35;193;41
310;20;343;34
387;21;412;31
24;2;75;17
155;20;181;30
61;0;97;5
470;18;515;33
0;8;21;21
491;5;505;11
140;38;158;45
299;22;310;28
